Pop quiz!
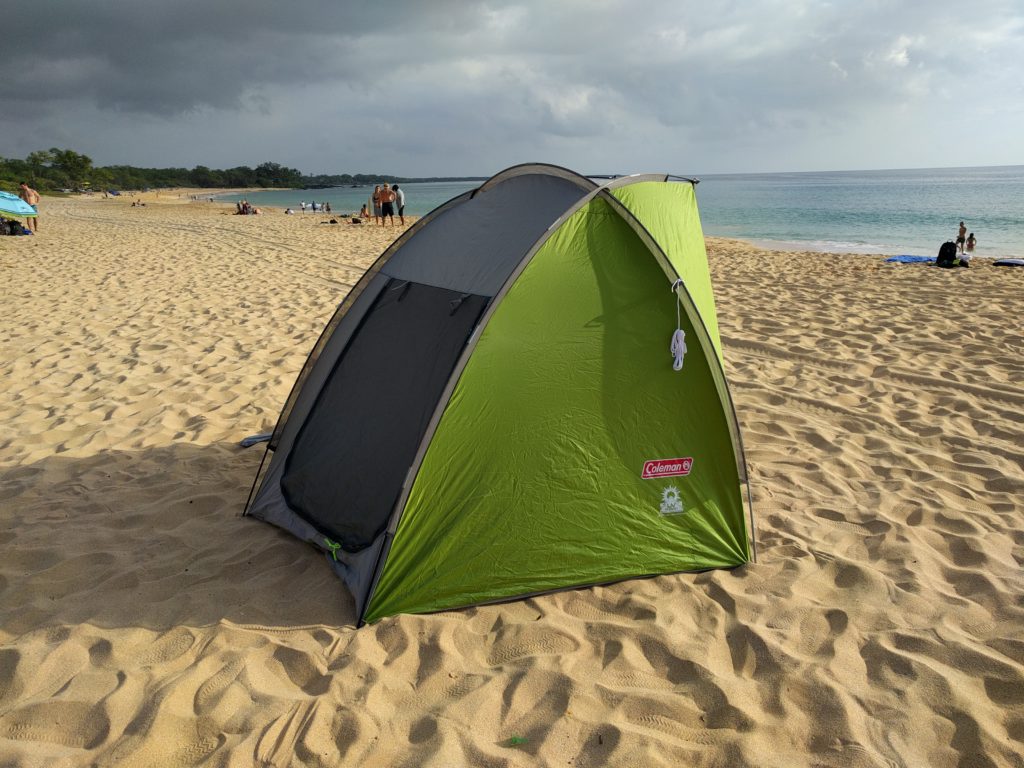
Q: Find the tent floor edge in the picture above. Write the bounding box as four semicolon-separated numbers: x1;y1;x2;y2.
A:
363;563;748;624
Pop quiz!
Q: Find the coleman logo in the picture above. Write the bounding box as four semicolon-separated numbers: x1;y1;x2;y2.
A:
642;457;693;479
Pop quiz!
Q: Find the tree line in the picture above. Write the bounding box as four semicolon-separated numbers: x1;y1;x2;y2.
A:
0;148;484;194
0;149;304;193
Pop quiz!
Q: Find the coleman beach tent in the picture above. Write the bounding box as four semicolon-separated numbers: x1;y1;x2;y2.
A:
244;163;754;624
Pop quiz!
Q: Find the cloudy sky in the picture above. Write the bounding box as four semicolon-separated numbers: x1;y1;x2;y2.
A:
2;1;1022;177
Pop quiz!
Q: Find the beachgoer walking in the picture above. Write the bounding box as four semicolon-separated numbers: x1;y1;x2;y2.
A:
393;184;406;225
956;221;967;253
300;200;306;213
18;182;39;232
380;183;396;226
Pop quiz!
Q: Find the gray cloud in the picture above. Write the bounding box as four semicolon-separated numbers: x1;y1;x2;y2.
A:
1;0;1021;174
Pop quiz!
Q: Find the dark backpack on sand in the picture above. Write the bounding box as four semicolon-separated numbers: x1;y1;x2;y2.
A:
936;241;959;268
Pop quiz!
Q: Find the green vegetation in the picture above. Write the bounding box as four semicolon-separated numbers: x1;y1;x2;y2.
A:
0;148;304;193
0;148;484;193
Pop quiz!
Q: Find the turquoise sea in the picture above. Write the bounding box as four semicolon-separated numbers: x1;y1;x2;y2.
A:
220;165;1024;257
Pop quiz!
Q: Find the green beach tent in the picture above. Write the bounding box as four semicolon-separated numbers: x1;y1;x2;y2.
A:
245;163;754;624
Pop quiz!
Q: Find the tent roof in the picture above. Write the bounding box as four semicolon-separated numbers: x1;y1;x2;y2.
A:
381;164;596;296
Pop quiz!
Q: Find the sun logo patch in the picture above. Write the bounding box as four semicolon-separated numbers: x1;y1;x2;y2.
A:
659;485;684;515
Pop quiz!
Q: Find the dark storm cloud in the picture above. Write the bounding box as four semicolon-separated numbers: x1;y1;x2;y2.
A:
2;1;1021;173
2;0;475;113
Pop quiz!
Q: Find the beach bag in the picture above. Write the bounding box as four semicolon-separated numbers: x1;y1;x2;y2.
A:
936;241;958;268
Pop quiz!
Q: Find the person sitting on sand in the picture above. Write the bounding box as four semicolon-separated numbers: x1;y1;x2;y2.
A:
360;203;370;219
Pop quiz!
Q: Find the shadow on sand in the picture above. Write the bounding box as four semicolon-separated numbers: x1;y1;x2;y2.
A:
0;442;357;635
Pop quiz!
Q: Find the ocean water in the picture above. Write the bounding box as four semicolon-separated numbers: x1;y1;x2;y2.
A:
696;165;1024;258
221;165;1024;257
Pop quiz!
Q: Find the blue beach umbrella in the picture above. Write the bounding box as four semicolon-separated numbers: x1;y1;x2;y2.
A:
0;190;36;218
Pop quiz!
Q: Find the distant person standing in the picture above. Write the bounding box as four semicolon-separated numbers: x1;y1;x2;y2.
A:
371;185;382;225
380;183;396;226
393;184;406;225
956;221;967;253
18;182;40;232
964;232;976;260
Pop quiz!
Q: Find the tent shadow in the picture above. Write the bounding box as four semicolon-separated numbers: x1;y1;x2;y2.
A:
1;442;357;635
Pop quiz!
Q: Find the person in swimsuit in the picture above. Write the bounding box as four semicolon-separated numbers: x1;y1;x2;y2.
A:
956;221;967;253
19;182;40;232
380;183;395;226
371;186;382;225
964;233;976;260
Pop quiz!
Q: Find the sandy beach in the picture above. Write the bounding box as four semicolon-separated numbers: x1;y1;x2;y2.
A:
1;193;1022;766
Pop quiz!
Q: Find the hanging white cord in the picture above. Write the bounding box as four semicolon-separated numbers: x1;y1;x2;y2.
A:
670;280;687;371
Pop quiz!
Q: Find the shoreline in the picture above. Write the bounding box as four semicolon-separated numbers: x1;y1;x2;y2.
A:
65;190;1015;258
181;192;1024;259
8;192;1016;260
742;237;1013;259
